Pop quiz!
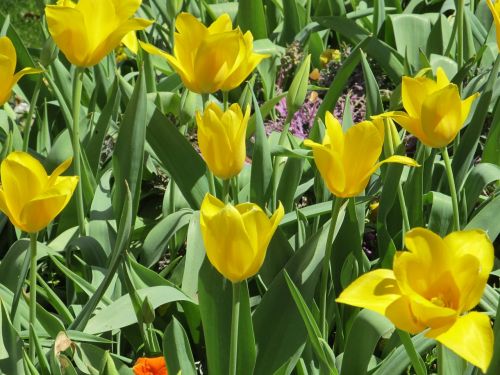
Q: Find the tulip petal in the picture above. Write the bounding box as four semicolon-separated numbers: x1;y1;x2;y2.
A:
122;31;138;54
382;111;431;146
19;183;76;233
304;140;345;196
460;92;479;125
435;67;450;89
365;155;419;182
45;5;90;66
12;67;43;87
401;76;429;118
111;0;141;20
200;197;255;282
342;121;384;196
48;158;73;185
95;18;153;67
487;0;500;50
1;152;47;221
444;230;494;311
208;13;233;33
421;85;463;148
385;296;426;334
0;189;23;230
336;269;402;316
426;312;493;373
0;36;16;78
175;13;207;40
76;0;120;52
323;112;344;154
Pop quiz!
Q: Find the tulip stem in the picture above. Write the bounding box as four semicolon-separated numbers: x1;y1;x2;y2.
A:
28;232;38;362
231;176;239;204
319;197;345;339
22;76;42;152
397;330;427;375
72;68;86;236
441;147;460;231
223;179;230;203
229;281;241;375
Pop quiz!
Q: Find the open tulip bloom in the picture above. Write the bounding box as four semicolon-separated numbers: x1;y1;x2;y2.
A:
0;152;78;233
45;0;153;67
304;112;419;198
337;228;494;372
200;194;284;283
383;68;478;148
140;13;268;94
196;102;250;180
0;36;42;106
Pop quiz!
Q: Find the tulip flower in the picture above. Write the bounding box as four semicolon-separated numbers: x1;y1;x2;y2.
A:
384;68;478;148
133;356;168;375
0;36;42;106
200;194;284;282
303;112;418;198
196;102;250;179
487;0;500;50
337;228;494;373
45;0;153;67
140;13;268;93
0;152;78;233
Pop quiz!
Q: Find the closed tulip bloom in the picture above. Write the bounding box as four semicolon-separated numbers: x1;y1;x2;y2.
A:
487;0;500;50
337;228;494;373
200;194;284;283
133;356;168;375
196;102;250;179
45;0;153;67
303;112;418;198
385;68;478;148
140;13;268;93
0;152;78;233
0;36;42;105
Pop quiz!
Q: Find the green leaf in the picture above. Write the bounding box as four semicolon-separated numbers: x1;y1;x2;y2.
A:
287;55;311;115
277;157;304;212
112;69;147;225
0;300;23;374
465;194;500;241
164;318;196;375
463;163;500;215
237;0;267;39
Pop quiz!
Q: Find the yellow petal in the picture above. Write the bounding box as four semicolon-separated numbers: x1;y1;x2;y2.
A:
385;296;426;334
208;13;233;33
0;152;47;223
435;67;450;89
12;67;43;87
401;76;429;118
426;312;493;373
487;0;500;50
45;5;90;66
0;188;23;230
110;0;141;20
48;157;73;185
407;290;458;328
200;194;256;282
460;92;479;125
382;111;432;147
444;230;494;311
342;121;384;196
122;31;138;54
365;155;419;182
421;84;463;148
304;140;346;197
336;269;402;316
0;36;16;78
20;176;78;233
323;111;344;154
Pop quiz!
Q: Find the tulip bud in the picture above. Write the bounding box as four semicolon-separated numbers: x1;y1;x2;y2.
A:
286;54;311;118
196;102;250;179
40;37;59;67
200;194;284;282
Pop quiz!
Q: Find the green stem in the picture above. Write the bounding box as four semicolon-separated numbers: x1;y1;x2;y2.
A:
223;91;229;111
271;113;293;210
384;121;410;235
437;343;444;375
72;68;86;236
22;77;43;152
397;330;427;375
319;197;344;339
28;232;38;362
441;147;460;231
231;176;239;204
229;281;241;375
222;179;230;203
456;0;464;69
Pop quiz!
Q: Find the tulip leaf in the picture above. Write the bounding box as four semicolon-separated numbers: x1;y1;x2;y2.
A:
463;163;500;216
0;300;23;374
146;107;209;209
237;0;268;40
482;98;500;166
361;51;384;117
181;212;206;299
486;290;500;375
141;208;193;267
280;0;304;44
277;157;304;212
465;194;500;241
450;55;500;190
250;91;273;208
424;191;453;237
112;69;148;225
163;317;197;375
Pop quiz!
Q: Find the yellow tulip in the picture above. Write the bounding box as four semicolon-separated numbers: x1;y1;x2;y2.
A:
487;0;500;50
384;68;479;148
303;112;418;198
200;194;284;283
337;228;494;373
196;102;250;179
45;0;153;67
0;152;78;233
0;36;42;106
140;13;268;93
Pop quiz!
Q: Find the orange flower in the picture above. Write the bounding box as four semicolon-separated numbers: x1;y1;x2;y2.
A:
133;356;168;375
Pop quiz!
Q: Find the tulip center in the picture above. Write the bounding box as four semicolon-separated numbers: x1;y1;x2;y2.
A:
430;295;446;307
